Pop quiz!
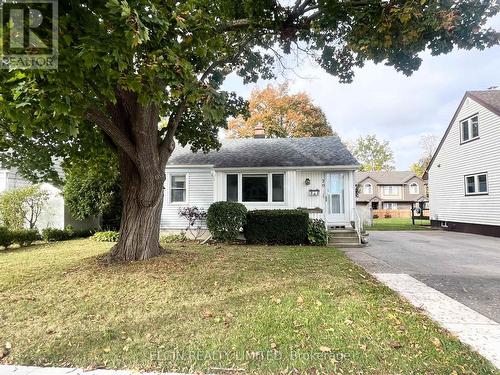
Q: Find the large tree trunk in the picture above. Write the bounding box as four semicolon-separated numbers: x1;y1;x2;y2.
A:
109;154;166;261
100;91;174;262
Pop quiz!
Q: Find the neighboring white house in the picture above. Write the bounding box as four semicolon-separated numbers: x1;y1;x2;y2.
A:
0;168;99;231
425;89;500;237
161;135;360;233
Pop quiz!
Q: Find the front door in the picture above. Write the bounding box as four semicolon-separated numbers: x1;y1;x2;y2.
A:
325;172;348;224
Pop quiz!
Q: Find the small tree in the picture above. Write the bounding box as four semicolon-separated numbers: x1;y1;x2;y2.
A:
410;134;439;177
178;206;207;241
63;153;122;229
0;185;49;229
350;135;395;172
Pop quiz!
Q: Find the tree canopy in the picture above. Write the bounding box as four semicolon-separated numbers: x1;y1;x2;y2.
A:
350;134;395;171
227;83;334;138
0;0;498;260
410;134;439;177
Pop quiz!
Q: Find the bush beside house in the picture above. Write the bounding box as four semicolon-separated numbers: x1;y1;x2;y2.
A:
207;202;247;242
307;219;329;246
245;210;309;245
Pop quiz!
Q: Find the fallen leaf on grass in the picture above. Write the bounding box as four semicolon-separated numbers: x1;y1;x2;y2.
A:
0;347;9;359
202;310;214;319
103;347;111;353
296;296;304;304
432;337;441;348
389;341;403;349
319;346;331;352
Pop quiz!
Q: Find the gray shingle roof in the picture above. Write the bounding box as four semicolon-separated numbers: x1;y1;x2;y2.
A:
355;171;421;184
168;136;359;168
468;90;500;116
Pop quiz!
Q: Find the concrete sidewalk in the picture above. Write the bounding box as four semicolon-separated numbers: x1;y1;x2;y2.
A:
0;366;199;375
374;273;500;369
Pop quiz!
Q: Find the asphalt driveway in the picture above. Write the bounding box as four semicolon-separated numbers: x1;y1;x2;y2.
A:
344;230;500;323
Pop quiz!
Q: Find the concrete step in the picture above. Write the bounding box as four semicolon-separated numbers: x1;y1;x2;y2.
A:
329;236;359;242
329;232;358;238
328;243;365;248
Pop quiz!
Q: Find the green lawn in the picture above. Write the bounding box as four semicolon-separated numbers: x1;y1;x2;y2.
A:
0;240;496;374
368;217;431;231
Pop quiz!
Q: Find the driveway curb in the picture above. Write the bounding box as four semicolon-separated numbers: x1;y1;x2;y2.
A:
374;273;500;369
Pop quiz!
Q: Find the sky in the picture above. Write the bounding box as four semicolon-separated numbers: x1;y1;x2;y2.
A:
222;17;500;170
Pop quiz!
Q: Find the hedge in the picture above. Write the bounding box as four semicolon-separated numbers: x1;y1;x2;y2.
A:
41;226;92;242
0;227;41;248
244;209;309;245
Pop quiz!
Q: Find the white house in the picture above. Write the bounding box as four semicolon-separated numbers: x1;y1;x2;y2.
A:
0;168;99;231
425;89;500;237
161;135;361;238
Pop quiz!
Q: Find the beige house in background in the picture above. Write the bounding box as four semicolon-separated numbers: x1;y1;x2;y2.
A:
355;171;428;223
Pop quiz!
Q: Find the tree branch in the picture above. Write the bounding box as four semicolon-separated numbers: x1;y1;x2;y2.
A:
86;108;138;165
158;100;188;165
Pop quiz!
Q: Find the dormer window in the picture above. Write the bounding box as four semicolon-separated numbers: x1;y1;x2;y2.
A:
363;183;373;195
409;182;419;195
460;115;479;143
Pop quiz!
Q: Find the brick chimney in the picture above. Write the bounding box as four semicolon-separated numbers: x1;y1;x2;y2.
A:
254;123;265;139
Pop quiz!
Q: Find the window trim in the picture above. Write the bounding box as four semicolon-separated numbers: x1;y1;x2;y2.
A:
226;172;286;204
382;185;400;196
464;172;488;196
409;182;419;195
363;183;373;195
460;113;480;144
169;173;188;204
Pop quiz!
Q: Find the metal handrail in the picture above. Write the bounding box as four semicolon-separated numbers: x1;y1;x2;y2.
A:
353;207;363;245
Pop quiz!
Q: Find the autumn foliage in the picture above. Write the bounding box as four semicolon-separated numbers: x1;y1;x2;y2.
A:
227;84;334;138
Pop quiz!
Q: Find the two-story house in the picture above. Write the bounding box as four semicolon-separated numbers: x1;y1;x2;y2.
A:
355;171;428;219
425;89;500;237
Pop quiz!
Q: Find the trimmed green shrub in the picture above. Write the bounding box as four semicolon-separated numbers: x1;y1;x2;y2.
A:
41;228;71;242
244;209;309;245
307;219;328;246
90;231;119;242
11;229;41;247
207;201;247;242
0;226;14;248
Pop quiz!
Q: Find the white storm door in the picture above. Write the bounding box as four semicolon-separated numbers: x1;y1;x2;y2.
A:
325;172;347;223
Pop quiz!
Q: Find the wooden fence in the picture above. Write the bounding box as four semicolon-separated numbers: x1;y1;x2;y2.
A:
372;209;412;218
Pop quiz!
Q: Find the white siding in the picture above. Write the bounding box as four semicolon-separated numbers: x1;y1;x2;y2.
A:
429;98;500;226
212;168;355;224
0;171;7;192
161;168;214;230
